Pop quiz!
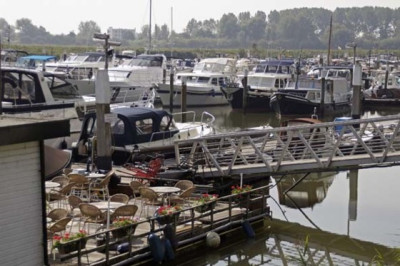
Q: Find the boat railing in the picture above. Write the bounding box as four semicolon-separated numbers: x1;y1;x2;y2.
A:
200;111;216;127
49;185;271;265
172;111;197;123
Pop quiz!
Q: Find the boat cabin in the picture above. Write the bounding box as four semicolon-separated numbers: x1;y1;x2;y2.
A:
254;60;294;74
76;107;180;156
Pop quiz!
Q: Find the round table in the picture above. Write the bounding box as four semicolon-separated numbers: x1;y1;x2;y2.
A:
151;186;181;194
150;186;181;205
89;202;125;210
45;181;60;189
87;173;105;179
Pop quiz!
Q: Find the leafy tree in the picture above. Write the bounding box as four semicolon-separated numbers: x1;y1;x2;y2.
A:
218;13;239;39
76;20;101;45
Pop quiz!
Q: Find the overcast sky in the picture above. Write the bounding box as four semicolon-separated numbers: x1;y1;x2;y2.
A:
1;0;399;34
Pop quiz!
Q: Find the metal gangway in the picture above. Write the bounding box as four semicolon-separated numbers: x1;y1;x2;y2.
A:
173;114;400;178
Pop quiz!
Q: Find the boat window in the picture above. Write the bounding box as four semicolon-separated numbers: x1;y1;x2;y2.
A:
218;77;225;86
85;54;102;62
45;75;80;99
211;78;218;85
274;79;285;88
260;77;274;87
198;77;209;83
160;116;172;131
136;119;153;135
2;72;39;103
85;117;96;136
111;119;125;135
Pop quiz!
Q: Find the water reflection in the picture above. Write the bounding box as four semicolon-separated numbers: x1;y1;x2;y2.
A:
274;172;336;209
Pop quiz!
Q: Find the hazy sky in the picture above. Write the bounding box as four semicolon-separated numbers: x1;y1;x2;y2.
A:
1;0;399;34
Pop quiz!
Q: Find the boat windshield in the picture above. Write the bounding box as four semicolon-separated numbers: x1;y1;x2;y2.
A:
44;74;81;99
128;55;163;67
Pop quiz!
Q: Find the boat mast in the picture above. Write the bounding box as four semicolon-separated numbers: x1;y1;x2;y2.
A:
327;14;332;66
148;0;152;53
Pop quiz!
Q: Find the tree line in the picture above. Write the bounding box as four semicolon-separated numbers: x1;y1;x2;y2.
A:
0;7;399;52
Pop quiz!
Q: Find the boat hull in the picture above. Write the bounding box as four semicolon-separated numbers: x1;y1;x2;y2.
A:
270;92;350;115
156;84;228;107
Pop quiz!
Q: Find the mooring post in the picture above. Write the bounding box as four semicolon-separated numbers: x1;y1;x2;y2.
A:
169;68;174;113
242;69;248;113
181;76;187;123
162;68;166;84
352;62;362;120
320;77;325;116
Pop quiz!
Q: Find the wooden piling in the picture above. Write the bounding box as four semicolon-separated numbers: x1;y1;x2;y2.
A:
181;77;187;122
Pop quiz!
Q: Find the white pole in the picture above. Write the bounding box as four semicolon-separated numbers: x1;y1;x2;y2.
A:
240;173;243;188
107;198;110;229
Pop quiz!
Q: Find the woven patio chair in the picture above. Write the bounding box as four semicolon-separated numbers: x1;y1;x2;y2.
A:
139;187;163;218
89;170;115;201
47;208;69;223
79;203;107;234
110;193;130;204
174;180;194;191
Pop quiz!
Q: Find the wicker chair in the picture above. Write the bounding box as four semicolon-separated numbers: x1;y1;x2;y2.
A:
110;205;138;221
51;175;69;188
129;180;145;203
110;193;130;204
47;208;69;222
48;182;76;208
68;174;90;200
89;170;114;201
47;217;72;237
174;180;194;191
68;195;84;232
139;187;163;218
79;203;107;234
169;187;196;207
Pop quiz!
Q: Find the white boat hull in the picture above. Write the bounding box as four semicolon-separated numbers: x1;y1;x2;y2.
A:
156;83;229;107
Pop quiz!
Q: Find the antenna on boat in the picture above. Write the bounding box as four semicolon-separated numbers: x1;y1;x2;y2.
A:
294;50;302;90
148;0;152;53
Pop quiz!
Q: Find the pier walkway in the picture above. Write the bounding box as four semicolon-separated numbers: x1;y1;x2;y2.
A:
174;114;400;177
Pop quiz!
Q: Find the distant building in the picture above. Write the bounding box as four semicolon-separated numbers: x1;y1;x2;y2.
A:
107;27;136;43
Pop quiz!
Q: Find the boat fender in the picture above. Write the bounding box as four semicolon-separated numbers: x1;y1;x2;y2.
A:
164;239;175;261
242;220;255;238
163;224;178;250
148;233;165;263
206;231;221;248
117;242;130;253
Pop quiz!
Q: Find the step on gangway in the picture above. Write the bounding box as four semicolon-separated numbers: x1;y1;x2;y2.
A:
173;114;400;178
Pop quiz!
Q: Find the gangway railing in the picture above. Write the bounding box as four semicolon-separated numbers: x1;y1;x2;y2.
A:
174;114;400;177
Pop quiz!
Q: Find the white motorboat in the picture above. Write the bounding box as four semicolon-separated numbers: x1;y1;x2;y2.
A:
156;57;238;107
73;107;215;164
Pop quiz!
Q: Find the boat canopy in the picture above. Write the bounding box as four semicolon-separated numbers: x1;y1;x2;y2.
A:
19;55;57;61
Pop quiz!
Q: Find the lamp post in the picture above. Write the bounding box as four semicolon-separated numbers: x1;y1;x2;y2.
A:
92;33;121;171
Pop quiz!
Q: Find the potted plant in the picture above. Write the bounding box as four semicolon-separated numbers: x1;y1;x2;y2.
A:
155;205;182;225
231;185;267;211
193;193;218;213
231;184;252;195
52;230;87;254
111;217;139;238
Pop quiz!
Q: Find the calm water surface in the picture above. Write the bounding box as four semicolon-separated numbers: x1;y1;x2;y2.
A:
173;105;400;265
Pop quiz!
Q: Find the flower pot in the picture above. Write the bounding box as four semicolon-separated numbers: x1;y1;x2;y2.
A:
111;224;137;238
57;239;87;254
239;195;266;211
155;212;180;225
194;201;216;213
